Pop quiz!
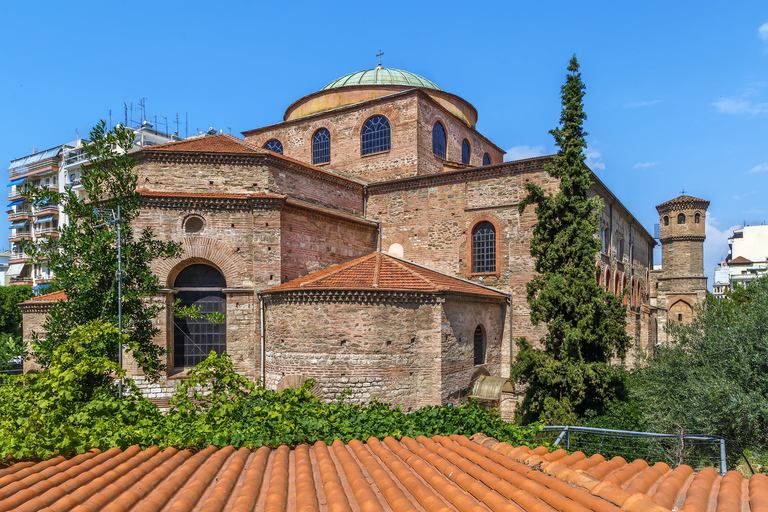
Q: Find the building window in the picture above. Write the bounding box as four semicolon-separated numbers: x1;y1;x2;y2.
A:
361;115;391;155
184;216;204;234
264;139;283;154
173;264;227;368
678;213;686;224
617;238;624;260
695;212;700;223
312;128;330;165
473;325;485;365
432;122;446;159
664;216;669;226
483;153;491;165
461;139;471;165
472;221;496;273
601;226;609;253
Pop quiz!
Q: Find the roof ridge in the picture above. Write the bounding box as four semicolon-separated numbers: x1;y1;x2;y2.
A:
298;253;375;288
372;252;381;288
383;253;445;291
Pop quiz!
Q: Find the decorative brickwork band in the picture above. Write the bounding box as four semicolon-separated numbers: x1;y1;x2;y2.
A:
659;235;706;244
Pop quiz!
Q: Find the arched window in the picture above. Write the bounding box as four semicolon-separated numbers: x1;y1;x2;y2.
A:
695;212;701;224
432;122;446;159
461;139;471;165
264;139;283;154
473;325;485;365
361;115;391;155
312;128;330;165
472;221;496;273
482;153;491;166
677;213;686;224
173;264;227;368
605;266;611;291
663;216;669;226
596;266;602;286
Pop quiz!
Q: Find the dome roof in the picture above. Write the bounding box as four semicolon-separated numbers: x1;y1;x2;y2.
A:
322;67;441;91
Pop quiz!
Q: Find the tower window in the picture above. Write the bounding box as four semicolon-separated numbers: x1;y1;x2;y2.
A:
312;128;330;165
483;153;491;165
472;221;496;273
361;115;391;155
664;216;669;226
678;213;686;224
695;212;700;224
461;139;471;165
473;325;485;365
432;122;446;159
601;226;609;253
264;139;283;154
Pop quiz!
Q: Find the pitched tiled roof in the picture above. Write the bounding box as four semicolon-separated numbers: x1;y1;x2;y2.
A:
20;290;66;304
1;434;762;512
263;252;508;299
729;256;752;264
141;133;267;154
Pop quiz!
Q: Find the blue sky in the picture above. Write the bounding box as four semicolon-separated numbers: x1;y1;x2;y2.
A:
1;1;766;287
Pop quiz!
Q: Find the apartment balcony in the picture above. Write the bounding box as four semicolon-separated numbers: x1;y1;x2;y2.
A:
9;252;30;264
8;209;32;220
35;227;59;238
8;189;28;200
62;149;91;168
34;204;59;215
10;277;32;285
8;231;33;242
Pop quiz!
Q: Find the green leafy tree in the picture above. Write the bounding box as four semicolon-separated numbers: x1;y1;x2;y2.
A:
636;278;768;451
513;56;631;424
23;121;180;377
0;285;32;338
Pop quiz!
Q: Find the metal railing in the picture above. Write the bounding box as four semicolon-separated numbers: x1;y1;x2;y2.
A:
8;209;32;218
63;150;91;166
9;252;30;261
533;426;753;475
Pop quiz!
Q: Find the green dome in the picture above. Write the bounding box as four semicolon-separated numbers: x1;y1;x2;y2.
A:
322;67;441;91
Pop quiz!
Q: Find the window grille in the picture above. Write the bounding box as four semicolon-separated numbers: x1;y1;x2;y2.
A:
432;122;446;159
361;115;391;155
173;264;227;368
474;326;485;365
461;139;471;165
264;139;283;154
678;213;686;224
312;128;330;165
483;153;491;165
472;221;496;273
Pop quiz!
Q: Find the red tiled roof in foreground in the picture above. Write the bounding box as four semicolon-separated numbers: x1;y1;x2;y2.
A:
141;133;267;155
263;252;508;299
729;256;752;264
1;434;763;512
20;290;66;304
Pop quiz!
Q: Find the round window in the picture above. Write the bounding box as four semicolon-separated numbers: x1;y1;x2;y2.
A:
185;217;204;233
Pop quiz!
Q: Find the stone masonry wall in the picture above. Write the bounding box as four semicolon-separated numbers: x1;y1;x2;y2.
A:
263;299;443;411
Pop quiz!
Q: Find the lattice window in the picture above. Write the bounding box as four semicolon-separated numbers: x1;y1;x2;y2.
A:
173;264;227;368
461;139;471;165
483;153;491;165
432;122;446;159
264;139;283;154
472;221;496;273
312;128;330;165
474;325;485;366
361;115;391;155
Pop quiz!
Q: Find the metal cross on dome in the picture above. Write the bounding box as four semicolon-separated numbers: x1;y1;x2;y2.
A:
376;50;384;67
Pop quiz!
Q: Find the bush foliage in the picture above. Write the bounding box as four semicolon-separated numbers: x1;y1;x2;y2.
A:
0;321;540;460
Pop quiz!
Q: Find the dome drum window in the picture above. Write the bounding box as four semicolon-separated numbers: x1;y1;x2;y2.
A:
461;139;471;165
678;213;686;224
264;139;283;154
312;128;331;165
361;115;391;155
432;122;446;160
473;325;486;366
482;153;491;166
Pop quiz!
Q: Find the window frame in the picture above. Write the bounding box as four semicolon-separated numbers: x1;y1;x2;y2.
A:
468;218;500;276
473;325;486;366
461;139;471;165
432;121;446;160
482;153;491;166
677;213;686;224
263;139;283;154
312;128;331;165
361;115;391;155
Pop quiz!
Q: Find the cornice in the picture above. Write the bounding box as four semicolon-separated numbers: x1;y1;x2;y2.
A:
268;157;365;192
366;158;549;195
659;235;706;244
137;152;265;167
19;303;53;314
282;200;378;231
140;194;284;212
261;289;444;306
656;199;710;214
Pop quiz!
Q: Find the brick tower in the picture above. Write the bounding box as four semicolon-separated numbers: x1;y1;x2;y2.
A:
652;195;710;342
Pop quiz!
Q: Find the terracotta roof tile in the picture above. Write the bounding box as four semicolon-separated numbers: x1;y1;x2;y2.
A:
21;290;66;304
3;435;759;512
141;133;267;154
729;256;752;264
263;252;508;299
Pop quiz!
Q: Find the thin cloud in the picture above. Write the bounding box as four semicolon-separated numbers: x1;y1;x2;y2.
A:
732;190;759;201
633;162;658;169
749;163;768;173
585;150;605;170
624;99;663;108
504;145;546;161
714;88;768;115
760;22;768;42
704;214;741;283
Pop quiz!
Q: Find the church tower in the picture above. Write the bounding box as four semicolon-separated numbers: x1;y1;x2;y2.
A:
653;195;710;341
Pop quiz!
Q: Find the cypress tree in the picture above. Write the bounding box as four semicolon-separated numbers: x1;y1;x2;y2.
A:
513;56;631;424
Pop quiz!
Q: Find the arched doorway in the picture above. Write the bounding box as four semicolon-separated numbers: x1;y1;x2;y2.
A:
173;263;227;368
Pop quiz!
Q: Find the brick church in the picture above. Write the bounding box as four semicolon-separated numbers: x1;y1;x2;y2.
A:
23;65;699;411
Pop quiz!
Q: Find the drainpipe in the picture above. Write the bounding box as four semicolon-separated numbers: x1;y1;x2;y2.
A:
257;291;265;387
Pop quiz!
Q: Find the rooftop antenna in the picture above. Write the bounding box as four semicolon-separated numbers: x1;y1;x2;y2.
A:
174;113;180;137
185;112;188;139
226;126;231;135
109;109;112;129
75;128;79;140
139;97;147;124
123;103;128;126
680;189;685;195
376;50;384;68
160;115;168;136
